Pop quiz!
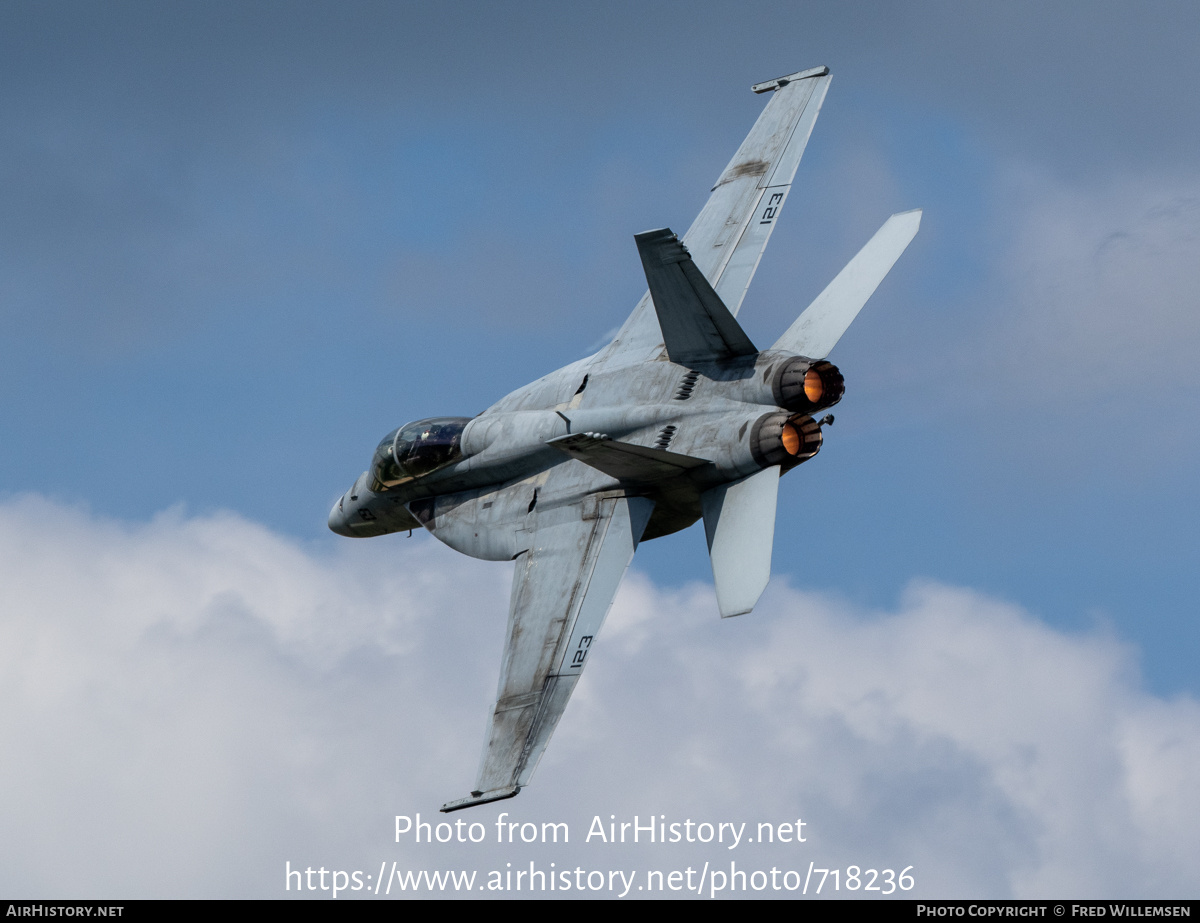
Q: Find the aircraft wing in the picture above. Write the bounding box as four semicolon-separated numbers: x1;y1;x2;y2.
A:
441;487;655;812
602;66;831;361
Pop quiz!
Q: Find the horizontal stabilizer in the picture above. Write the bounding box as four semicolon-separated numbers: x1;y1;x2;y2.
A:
635;228;758;365
773;209;921;358
441;786;519;813
701;466;780;618
548;432;710;483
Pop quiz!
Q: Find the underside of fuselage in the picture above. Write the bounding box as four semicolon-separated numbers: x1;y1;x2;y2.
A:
638;478;703;541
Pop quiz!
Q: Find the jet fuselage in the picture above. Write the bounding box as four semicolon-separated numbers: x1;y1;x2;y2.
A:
328;347;839;548
325;66;920;811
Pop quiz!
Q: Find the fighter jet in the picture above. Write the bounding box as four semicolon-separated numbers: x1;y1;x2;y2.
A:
328;66;920;812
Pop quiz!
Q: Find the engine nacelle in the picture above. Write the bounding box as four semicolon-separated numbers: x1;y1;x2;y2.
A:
750;412;823;472
771;356;844;414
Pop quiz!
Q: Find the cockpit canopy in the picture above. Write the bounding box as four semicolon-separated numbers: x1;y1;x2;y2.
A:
370;417;471;491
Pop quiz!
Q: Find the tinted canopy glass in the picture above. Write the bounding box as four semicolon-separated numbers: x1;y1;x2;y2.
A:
370;417;471;490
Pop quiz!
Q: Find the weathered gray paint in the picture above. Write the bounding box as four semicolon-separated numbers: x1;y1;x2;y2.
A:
702;465;780;619
328;66;920;811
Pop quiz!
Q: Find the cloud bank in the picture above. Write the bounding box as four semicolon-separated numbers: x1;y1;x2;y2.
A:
0;496;1195;898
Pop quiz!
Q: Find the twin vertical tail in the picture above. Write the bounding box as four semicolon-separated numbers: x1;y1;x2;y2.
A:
701;210;921;617
635;69;920;620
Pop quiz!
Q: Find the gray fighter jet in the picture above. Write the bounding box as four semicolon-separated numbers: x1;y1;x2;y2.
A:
329;66;920;812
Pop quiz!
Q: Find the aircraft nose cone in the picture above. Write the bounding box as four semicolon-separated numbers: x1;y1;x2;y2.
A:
328;498;355;537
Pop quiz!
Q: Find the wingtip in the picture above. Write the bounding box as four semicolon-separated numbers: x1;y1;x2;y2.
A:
751;65;830;94
440;786;520;813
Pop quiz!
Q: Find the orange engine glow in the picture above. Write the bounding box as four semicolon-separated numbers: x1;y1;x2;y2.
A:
803;368;824;403
782;421;802;455
752;411;824;471
771;357;844;413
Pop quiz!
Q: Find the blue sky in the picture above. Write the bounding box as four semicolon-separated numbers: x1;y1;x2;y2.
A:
2;1;1199;898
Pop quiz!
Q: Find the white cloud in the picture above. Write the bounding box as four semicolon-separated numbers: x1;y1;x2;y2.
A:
598;576;1200;897
0;497;1195;898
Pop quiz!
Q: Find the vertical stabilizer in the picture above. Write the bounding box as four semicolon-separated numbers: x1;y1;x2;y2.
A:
634;227;757;364
772;209;921;358
701;466;780;618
